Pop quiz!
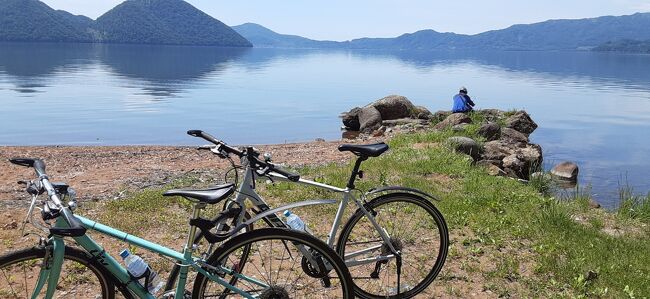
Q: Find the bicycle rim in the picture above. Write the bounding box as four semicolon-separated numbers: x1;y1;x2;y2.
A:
192;228;354;298
336;193;449;298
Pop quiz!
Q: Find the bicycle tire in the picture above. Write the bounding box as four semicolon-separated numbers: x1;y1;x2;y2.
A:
192;228;355;298
0;246;116;299
336;193;449;298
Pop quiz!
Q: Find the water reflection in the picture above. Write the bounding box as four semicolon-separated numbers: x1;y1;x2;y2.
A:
0;43;251;98
361;50;650;91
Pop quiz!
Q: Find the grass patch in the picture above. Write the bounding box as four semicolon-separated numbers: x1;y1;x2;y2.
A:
618;183;650;224
94;118;649;297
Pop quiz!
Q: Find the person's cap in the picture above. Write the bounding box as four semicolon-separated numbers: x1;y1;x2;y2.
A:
460;86;468;93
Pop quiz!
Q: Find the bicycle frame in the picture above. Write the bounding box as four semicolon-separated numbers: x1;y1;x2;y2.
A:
227;157;400;267
31;210;266;299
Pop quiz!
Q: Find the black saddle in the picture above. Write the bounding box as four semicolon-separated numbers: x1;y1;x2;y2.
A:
163;183;235;204
338;142;389;157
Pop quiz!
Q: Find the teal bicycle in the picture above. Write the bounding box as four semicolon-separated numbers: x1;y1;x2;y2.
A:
0;158;354;298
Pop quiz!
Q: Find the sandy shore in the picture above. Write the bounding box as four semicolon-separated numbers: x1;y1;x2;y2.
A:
0;138;383;206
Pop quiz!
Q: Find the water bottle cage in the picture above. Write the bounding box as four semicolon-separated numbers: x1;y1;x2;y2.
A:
130;267;152;292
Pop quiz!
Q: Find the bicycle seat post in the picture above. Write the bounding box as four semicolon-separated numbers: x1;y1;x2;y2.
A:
186;202;206;253
346;156;367;189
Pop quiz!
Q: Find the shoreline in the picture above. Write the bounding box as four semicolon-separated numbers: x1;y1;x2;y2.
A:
0;138;384;204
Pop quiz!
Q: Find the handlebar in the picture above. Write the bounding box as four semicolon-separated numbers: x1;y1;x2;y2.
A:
188;130;301;182
187;130;243;157
8;158;87;237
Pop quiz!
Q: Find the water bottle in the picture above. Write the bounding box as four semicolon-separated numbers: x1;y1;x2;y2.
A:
119;249;163;295
284;210;312;234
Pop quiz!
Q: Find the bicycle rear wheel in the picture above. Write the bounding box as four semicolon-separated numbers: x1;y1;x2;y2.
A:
0;246;116;299
336;193;449;298
192;228;355;298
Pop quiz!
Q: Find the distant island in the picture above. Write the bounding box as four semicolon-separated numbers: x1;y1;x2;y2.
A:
0;0;251;47
233;13;650;51
594;39;650;53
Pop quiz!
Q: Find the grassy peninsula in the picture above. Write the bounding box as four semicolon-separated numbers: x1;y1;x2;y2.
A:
85;112;650;298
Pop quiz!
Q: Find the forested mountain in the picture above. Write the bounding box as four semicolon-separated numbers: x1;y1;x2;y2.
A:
95;0;250;46
236;13;650;50
0;0;93;42
0;0;251;47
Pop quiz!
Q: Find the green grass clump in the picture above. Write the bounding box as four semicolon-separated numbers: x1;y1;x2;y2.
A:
99;120;650;297
618;184;650;224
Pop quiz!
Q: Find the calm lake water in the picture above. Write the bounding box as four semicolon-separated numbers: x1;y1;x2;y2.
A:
1;42;649;207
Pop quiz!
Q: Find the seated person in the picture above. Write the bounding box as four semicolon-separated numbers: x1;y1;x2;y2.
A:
452;86;475;113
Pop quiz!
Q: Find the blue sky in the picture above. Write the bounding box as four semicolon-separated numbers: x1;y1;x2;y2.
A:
42;0;650;41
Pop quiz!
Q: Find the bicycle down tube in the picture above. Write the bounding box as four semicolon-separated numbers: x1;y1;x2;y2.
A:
230;156;400;266
58;215;262;299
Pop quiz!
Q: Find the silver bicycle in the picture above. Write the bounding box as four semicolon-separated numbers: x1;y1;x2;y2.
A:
166;130;449;299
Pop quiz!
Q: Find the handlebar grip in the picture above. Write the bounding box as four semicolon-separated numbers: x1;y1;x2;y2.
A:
49;207;87;237
187;130;203;137
9;158;35;167
271;165;300;182
187;129;221;146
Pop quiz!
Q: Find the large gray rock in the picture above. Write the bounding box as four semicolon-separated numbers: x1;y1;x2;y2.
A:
358;106;383;133
518;144;543;168
370;95;416;120
482;140;515;161
433;113;472;130
413;105;434;120
503;154;527;179
482;140;542;180
500;127;529;144
551;161;579;181
500;144;543;180
505;111;538;135
341;107;361;131
477;123;501;141
447;136;482;160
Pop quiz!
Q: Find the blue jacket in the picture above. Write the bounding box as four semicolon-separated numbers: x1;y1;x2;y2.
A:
452;94;474;112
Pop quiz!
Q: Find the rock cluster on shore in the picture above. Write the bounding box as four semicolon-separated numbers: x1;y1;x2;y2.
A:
340;95;545;181
341;95;433;135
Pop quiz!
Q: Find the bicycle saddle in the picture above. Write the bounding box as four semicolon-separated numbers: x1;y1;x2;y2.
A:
163;183;235;204
338;142;389;157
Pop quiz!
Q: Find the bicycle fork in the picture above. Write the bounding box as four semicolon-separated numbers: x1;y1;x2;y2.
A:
31;236;65;299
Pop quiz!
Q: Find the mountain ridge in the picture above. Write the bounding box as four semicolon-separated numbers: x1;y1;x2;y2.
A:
234;12;650;50
0;0;251;47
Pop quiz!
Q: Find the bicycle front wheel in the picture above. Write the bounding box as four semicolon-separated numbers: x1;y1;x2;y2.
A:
336;193;449;298
0;246;116;299
192;228;355;298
